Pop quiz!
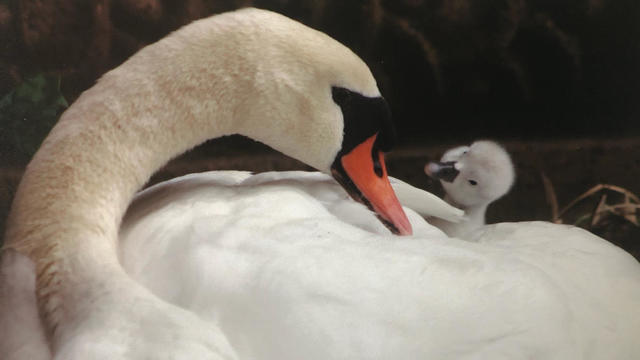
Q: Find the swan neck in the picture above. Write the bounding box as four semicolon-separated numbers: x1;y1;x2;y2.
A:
3;17;253;258
2;25;247;336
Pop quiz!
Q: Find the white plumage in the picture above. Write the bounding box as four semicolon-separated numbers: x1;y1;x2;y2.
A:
121;170;640;360
1;7;639;360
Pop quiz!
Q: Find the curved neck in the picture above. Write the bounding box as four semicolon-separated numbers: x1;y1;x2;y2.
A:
3;21;245;334
5;15;263;250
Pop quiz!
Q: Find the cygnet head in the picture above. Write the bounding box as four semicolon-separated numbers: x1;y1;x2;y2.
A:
425;141;515;209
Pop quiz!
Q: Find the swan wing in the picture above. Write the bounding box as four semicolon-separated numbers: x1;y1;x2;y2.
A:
120;171;640;360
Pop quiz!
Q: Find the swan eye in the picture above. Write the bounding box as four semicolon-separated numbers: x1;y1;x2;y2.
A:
372;144;384;177
331;86;396;155
332;87;352;104
373;157;383;177
468;180;477;186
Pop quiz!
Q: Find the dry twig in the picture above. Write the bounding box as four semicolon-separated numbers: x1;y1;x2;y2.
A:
541;174;640;228
540;172;560;223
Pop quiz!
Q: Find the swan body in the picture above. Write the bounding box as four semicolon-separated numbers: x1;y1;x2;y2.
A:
5;169;640;359
426;140;515;239
1;7;639;360
120;170;640;360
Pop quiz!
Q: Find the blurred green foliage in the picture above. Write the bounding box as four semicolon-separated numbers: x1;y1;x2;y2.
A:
1;74;67;244
0;74;68;164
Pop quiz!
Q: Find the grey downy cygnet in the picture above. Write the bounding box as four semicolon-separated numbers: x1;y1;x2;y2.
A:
425;140;515;239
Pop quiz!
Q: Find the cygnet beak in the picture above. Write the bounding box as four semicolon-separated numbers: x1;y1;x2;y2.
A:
331;134;412;236
424;161;460;183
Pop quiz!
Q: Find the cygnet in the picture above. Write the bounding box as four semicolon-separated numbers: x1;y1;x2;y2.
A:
425;140;515;239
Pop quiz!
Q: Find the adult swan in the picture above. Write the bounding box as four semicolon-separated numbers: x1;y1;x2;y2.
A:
3;8;414;359
3;7;640;360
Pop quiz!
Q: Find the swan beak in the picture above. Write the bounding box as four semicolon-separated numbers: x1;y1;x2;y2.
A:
424;161;460;183
331;134;413;236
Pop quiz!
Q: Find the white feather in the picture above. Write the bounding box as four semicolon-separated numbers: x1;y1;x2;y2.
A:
390;176;465;223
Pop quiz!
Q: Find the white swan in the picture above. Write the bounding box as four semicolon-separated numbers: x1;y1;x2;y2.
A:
426;140;515;239
2;7;640;360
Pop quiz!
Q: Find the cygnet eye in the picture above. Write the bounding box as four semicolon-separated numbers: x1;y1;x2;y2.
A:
468;179;478;186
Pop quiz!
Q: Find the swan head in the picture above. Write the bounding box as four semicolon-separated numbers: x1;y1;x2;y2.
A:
204;9;412;235
424;140;515;209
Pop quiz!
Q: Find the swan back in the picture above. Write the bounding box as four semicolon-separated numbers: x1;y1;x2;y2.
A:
120;171;640;360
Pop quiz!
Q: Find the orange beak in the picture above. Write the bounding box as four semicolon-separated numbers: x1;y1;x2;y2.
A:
331;134;413;236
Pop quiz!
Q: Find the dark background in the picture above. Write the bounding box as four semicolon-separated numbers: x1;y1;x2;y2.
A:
1;0;639;256
2;0;640;144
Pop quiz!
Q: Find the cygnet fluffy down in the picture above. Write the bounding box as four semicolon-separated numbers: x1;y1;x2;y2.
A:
425;140;515;239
